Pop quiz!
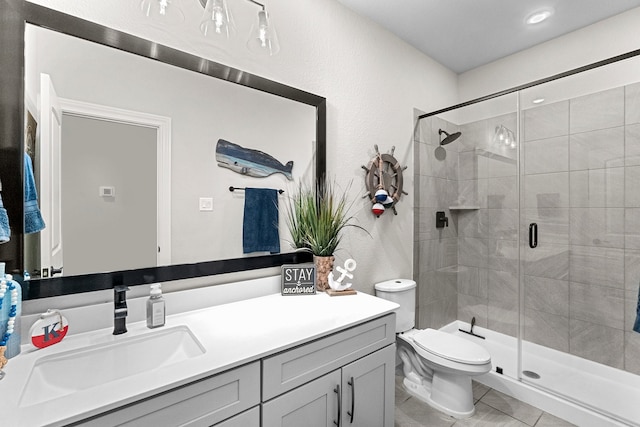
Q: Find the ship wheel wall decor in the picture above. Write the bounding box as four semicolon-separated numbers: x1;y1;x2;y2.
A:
362;145;408;217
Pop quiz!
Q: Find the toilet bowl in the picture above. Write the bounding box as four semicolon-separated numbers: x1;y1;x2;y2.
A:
374;279;491;419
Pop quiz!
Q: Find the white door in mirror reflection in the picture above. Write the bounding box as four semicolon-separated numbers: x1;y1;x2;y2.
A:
40;73;64;277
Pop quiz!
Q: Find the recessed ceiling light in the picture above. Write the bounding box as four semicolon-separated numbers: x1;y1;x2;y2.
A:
526;9;553;25
532;97;545;104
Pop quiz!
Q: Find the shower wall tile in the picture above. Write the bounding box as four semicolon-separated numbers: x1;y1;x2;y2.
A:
626;123;640;166
569;319;624;369
457;210;484;238
419;298;457;330
569;207;624;248
569;282;625;329
457;293;488;328
569;87;624;134
457;265;488;299
625;166;640;207
569;168;624;208
485;176;517;209
487;239;518;274
524;244;569;280
478;155;516;179
523;208;569;245
460;120;488;152
524;275;569;317
458;151;477;181
523;135;569;174
458;237;488;268
625;208;640;250
488;298;518;338
523;101;569;141
487;269;518;304
569;245;624;289
569;127;624;170
523;172;569;208
625;82;640;125
625;250;640;291
418;269;456;307
486;209;518;240
524;308;569;352
457;179;479;207
624;332;640;375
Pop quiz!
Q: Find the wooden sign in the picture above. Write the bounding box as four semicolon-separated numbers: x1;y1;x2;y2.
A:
281;264;316;295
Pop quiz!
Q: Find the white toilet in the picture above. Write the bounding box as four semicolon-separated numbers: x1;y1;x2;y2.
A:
374;279;491;419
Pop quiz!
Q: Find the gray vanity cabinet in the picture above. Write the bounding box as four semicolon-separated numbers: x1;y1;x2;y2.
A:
72;314;395;427
261;314;396;427
262;345;395;427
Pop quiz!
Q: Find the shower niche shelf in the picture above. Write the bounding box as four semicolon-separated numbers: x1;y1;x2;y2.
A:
449;205;479;211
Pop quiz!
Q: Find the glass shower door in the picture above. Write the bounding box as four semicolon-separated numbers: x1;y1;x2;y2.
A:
518;54;640;425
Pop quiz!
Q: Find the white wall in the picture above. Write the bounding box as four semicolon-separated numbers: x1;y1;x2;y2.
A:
27;0;459;296
458;7;640;102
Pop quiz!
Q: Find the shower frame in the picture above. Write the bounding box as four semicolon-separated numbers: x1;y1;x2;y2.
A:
417;45;640;422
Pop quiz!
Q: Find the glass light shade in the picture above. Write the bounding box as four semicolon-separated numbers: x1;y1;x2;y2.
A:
200;0;235;39
247;10;280;56
140;0;184;24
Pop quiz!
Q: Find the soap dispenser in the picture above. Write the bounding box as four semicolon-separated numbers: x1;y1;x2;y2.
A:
146;284;165;328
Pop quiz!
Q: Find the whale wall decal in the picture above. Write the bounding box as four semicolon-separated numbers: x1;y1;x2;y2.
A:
216;139;294;181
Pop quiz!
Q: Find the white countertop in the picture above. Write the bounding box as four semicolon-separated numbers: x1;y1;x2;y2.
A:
1;291;398;426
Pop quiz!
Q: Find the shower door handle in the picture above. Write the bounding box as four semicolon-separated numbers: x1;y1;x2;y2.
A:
529;223;538;248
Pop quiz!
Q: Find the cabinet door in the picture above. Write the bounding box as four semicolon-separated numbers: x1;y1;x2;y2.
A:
262;370;341;427
342;345;395;427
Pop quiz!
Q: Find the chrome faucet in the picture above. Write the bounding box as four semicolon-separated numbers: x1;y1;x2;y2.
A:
113;285;129;335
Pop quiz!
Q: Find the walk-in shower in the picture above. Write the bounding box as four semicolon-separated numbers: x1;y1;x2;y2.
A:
414;49;640;426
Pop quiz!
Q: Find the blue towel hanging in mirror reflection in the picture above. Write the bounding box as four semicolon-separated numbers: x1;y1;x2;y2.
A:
24;152;45;234
0;190;10;243
242;188;280;254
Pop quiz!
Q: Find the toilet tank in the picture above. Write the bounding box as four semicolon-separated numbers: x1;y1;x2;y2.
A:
374;279;416;333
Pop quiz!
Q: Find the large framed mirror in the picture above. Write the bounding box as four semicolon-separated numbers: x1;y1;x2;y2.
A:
0;1;326;300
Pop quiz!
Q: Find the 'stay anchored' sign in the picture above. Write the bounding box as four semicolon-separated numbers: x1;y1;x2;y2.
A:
281;264;316;295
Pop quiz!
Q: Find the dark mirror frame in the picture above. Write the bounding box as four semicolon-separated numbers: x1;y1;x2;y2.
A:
0;0;325;299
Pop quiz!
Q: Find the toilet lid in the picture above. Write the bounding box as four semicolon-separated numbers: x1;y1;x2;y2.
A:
413;329;490;365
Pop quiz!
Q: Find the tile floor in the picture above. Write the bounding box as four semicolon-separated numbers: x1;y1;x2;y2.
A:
394;375;577;427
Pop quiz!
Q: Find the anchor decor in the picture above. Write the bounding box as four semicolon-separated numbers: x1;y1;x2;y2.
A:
362;145;408;217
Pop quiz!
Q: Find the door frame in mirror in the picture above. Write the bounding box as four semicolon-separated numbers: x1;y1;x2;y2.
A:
0;0;325;299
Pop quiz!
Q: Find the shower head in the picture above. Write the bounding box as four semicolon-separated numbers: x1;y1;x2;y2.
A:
438;129;461;146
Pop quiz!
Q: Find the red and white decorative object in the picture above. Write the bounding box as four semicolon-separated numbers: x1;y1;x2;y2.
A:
362;144;407;217
29;309;69;349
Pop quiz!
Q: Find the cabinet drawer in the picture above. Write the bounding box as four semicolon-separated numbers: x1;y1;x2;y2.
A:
76;361;260;427
215;406;260;427
262;314;395;400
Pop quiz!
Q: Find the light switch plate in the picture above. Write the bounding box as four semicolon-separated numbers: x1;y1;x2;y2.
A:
199;197;213;211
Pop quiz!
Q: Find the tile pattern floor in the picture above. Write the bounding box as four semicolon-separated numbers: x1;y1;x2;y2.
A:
394;376;577;427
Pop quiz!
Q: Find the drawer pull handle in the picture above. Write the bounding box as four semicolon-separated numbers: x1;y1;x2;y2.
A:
347;377;355;423
334;385;341;426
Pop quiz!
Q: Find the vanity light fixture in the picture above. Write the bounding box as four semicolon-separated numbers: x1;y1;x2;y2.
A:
140;0;185;24
141;0;280;56
525;9;553;25
493;125;517;149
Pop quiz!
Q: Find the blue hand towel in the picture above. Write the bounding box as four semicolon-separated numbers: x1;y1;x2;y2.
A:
634;285;640;333
24;152;45;234
242;188;280;254
0;192;10;243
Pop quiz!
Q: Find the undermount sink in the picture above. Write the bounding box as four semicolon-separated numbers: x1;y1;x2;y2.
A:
19;325;205;407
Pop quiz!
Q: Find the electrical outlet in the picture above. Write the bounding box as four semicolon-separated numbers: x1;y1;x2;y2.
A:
199;197;213;211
